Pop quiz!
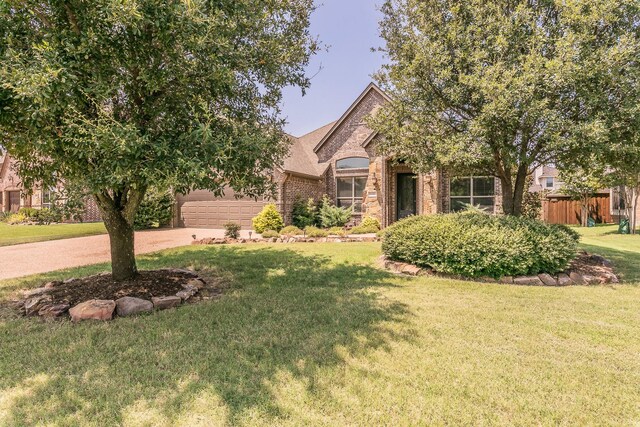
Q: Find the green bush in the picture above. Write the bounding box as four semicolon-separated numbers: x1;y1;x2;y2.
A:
34;208;62;225
6;213;27;224
18;207;38;219
280;225;303;236
327;226;346;236
318;195;352;228
291;197;318;228
261;229;280;239
350;224;379;234
252;204;284;233
134;188;175;230
381;212;579;279
223;222;241;239
304;226;329;238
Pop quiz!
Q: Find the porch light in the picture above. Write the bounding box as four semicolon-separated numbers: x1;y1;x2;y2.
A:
372;172;378;186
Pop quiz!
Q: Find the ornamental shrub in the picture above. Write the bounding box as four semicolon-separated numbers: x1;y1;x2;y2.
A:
134;187;175;230
252;204;284;233
6;213;27;224
34;208;62;225
261;229;280;239
280;225;303;236
318;195;352;228
327;226;346;236
18;207;38;219
350;224;379;234
291;197;318;228
223;222;241;239
304;226;329;238
381;212;579;278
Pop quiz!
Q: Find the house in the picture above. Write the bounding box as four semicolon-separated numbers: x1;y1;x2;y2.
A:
175;83;504;229
531;165;564;193
0;153;101;221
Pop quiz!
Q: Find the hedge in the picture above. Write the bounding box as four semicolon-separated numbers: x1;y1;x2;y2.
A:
381;212;579;279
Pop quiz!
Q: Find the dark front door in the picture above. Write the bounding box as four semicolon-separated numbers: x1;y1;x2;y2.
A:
9;191;20;213
397;173;417;220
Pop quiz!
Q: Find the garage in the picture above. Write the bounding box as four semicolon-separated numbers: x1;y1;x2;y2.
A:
176;189;268;229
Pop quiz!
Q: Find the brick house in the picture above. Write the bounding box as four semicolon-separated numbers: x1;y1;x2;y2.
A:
175;83;504;229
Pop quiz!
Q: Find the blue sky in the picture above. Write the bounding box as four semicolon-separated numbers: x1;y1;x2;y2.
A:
281;0;385;137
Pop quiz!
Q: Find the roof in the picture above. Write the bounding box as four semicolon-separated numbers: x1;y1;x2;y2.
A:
313;83;391;153
539;165;559;178
281;121;336;178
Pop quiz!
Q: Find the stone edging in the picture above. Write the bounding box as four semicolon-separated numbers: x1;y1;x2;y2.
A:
192;236;380;245
378;255;620;286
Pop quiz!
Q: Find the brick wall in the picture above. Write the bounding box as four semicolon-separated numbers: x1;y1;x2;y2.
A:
281;173;324;225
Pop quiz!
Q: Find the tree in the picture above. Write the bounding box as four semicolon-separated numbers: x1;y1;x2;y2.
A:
370;0;640;216
0;1;318;280
558;162;607;227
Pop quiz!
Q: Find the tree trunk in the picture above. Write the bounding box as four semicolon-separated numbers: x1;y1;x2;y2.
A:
94;188;146;281
102;209;137;281
499;166;528;216
632;186;639;235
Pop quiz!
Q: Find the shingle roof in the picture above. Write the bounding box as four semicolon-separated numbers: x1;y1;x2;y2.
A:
282;121;336;178
539;165;559;178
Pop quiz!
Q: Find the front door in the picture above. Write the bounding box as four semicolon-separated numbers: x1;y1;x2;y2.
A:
9;191;20;213
397;173;417;220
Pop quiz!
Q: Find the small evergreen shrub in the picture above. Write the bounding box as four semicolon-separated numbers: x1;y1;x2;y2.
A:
223;222;241;239
34;208;62;225
252;204;284;233
291;197;318;228
261;229;280;239
381;212;579;279
280;225;303;236
350;224;379;234
318;195;352;228
6;213;27;224
305;226;329;238
327;226;346;236
134;188;175;230
18;207;38;219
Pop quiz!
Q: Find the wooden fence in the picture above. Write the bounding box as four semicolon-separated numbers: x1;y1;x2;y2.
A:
542;194;612;225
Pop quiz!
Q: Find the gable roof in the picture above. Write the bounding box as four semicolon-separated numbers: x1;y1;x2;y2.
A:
281;121;335;179
312;83;391;153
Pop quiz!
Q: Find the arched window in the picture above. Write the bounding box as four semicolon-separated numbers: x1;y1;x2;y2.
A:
336;157;369;170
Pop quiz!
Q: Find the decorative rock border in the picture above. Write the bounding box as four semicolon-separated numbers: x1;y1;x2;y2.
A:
192;235;380;245
13;269;210;322
379;253;620;286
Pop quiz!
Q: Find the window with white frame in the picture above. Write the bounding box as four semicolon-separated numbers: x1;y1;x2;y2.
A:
41;187;54;209
336;157;369;170
545;177;554;189
449;176;496;212
336;177;367;213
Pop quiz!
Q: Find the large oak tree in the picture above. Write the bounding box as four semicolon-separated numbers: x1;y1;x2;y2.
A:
0;0;318;280
370;0;640;215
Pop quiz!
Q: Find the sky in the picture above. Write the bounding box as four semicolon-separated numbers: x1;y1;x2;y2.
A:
280;0;386;137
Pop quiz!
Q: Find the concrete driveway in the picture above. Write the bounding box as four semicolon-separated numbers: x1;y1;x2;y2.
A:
0;228;239;280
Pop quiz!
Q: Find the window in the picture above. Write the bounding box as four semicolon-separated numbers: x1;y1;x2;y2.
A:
545;177;554;188
337;177;367;213
41;188;54;209
450;176;495;213
336;157;369;170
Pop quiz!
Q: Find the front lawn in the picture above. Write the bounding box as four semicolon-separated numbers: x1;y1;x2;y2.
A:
0;222;106;247
0;228;639;425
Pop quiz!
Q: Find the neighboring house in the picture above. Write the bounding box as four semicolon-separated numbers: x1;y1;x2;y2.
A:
531;165;564;193
175;83;504;229
0;153;101;221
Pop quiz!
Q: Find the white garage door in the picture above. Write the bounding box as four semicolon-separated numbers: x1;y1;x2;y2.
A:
176;189;268;229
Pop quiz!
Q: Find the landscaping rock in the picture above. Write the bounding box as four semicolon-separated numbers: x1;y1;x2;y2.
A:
151;296;182;310
115;297;153;317
603;272;620;284
24;295;53;316
176;285;198;301
589;254;613;268
538;273;558;286
499;276;514;284
22;287;50;298
569;272;586;285
44;281;62;290
582;274;601;285
38;303;70;318
401;264;422;276
185;278;204;290
69;299;116;322
557;274;573;286
513;276;544;286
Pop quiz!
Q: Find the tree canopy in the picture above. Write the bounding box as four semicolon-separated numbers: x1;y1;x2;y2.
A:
0;0;319;279
371;0;640;216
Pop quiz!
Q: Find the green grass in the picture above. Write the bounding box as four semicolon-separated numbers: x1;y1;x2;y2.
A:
0;222;106;247
0;228;639;425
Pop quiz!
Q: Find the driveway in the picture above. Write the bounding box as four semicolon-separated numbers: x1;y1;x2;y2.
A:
0;228;240;280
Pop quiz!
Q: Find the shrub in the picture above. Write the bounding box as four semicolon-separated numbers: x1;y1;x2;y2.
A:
381;212;579;279
0;212;11;222
34;208;62;225
261;229;280;239
18;207;38;220
223;222;241;239
318;195;352;228
291;197;318;228
6;213;27;225
280;225;303;236
350;224;379;234
134;188;175;230
304;226;329;238
252;204;284;233
327;226;346;236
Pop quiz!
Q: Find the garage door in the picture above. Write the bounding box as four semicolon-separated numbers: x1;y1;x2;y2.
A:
176;189;268;229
